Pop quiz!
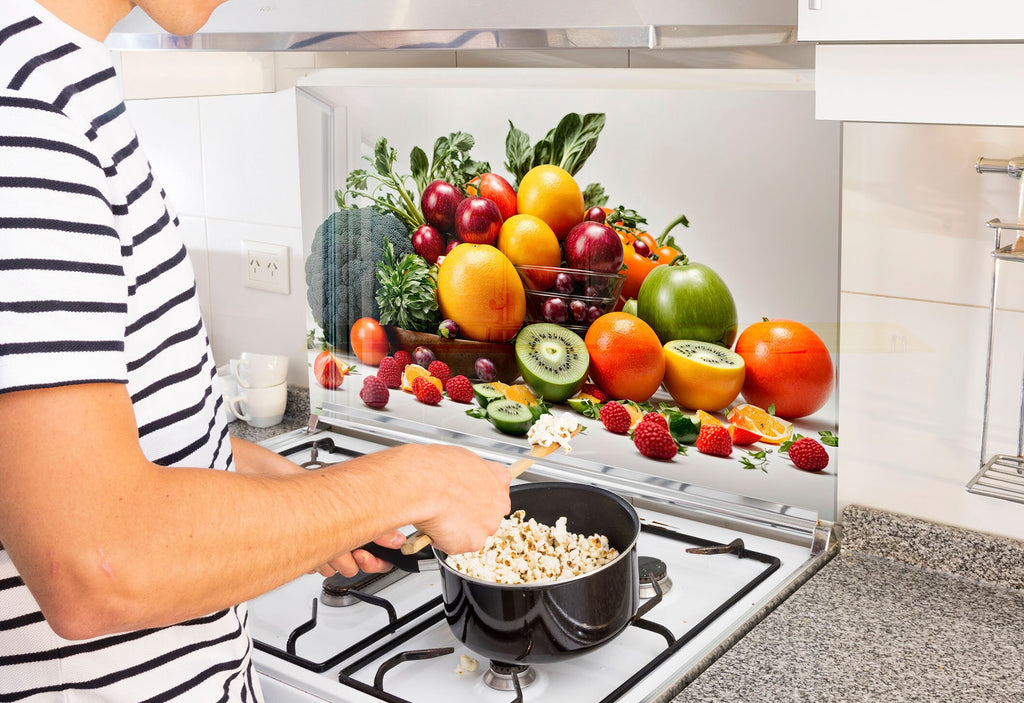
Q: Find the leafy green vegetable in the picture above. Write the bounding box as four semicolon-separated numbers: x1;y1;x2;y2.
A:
582;183;609;209
505;113;608;200
819;430;839;447
410;132;490;193
374;239;439;332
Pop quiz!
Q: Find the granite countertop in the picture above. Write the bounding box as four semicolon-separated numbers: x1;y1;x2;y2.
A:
227;385;310;443
672;505;1024;702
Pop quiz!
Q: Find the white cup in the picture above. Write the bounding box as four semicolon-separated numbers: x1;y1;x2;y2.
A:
231;352;289;389
227;382;288;428
216;364;239;422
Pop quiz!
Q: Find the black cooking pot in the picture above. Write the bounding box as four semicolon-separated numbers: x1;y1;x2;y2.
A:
364;482;650;664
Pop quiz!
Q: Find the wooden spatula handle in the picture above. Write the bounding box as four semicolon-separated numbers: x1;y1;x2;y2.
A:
397;456;539;555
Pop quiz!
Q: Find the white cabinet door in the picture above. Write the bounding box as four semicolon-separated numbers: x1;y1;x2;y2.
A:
798;0;1024;42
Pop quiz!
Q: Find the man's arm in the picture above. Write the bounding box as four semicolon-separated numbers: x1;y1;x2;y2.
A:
0;383;510;640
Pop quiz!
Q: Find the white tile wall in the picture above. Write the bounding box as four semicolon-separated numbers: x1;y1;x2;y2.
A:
126;89;310;387
840;122;1024;540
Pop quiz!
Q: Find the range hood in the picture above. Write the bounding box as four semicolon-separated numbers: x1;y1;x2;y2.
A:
106;0;796;52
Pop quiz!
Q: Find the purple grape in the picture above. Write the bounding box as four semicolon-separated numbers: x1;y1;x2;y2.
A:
632;239;651;257
412;345;436;367
583;284;599;298
570;299;587;323
438;319;459;339
553;272;574;295
586;305;603;324
542;297;569;324
474;357;497;382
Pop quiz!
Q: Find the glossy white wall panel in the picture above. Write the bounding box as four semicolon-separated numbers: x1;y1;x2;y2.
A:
120;52;275;99
198;91;303;228
125;97;206;218
204;218;307;385
838;292;1024;540
841;122;1024;311
798;0;1024;42
176;215;212;334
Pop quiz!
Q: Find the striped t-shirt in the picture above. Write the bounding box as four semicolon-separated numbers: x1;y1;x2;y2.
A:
0;0;262;700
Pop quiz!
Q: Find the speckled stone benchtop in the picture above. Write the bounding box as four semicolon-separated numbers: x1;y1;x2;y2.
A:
227;385;310;444
670;505;1024;702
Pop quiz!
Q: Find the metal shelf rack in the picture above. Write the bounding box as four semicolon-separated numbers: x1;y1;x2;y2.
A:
967;156;1024;504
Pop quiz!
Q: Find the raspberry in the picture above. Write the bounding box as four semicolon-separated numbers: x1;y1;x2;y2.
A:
376;356;402;389
359;376;389;409
788;437;829;472
427;360;451;385
393;350;412;371
581;383;609;404
600;401;632;434
639;412;668;430
412;376;442;405
695;423;733;457
633;421;678;461
444;375;474;403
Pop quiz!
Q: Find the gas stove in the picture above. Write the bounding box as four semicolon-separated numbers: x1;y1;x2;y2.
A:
248;420;835;703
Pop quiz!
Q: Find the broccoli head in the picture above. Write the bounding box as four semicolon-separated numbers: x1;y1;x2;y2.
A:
304;208;414;349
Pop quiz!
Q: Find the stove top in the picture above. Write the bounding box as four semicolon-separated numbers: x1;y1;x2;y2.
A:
249;424;834;703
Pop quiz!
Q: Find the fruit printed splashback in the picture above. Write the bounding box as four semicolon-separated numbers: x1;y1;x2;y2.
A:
297;70;841;520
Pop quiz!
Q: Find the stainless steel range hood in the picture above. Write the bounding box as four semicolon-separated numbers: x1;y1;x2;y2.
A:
106;0;797;52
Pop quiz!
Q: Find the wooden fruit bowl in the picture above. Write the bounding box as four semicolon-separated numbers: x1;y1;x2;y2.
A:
384;327;521;384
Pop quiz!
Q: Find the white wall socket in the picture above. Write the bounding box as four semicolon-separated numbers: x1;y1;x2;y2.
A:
243;240;290;294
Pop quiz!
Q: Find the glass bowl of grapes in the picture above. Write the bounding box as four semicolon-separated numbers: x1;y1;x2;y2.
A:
515;265;625;333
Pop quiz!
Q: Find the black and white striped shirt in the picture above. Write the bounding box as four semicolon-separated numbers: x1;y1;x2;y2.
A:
0;0;261;699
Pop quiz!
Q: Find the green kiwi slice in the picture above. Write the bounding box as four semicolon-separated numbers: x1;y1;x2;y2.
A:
514;323;590;403
472;382;507;408
485;399;535;436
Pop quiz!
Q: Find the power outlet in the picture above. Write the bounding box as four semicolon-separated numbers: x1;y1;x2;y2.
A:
243;241;290;294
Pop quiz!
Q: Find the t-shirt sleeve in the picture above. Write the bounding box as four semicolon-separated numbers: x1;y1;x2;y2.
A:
0;94;129;394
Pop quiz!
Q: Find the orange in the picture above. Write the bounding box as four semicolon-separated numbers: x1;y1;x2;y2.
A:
734;319;834;419
696;409;722;427
584;313;666;402
497;214;562;290
727;404;792;445
728;424;762;446
516;165;585;241
401;364;443;393
436;244;526;343
503;383;539;406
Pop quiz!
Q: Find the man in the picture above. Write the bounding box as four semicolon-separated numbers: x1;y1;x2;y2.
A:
0;0;512;699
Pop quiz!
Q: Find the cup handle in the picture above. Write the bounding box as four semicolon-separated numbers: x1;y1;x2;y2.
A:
231;359;252;389
226;394;251;422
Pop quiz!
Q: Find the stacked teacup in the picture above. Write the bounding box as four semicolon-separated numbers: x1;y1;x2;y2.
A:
225;352;289;428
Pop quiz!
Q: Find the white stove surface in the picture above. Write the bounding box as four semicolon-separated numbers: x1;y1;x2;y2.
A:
249;427;823;703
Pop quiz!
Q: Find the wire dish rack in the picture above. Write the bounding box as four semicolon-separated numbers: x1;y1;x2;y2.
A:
967;162;1024;505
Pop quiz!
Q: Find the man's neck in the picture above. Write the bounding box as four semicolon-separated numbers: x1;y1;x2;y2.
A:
34;0;134;42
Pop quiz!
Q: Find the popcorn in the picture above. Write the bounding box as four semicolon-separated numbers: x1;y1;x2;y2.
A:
526;413;580;454
445;510;618;584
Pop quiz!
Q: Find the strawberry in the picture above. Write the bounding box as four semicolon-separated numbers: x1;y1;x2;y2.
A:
695;423;733;457
376;356;402;389
359;376;389;409
639;412;668;430
412;375;442;405
427;360;451;385
581;383;609;404
633;421;678;461
393;350;412;371
600;401;632;434
788;437;829;472
444;375;474;403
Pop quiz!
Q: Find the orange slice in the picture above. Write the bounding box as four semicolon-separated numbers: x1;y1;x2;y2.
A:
696;409;723;427
623;401;646;430
728;423;762;446
401;364;443;393
727;404;792;445
503;384;539;407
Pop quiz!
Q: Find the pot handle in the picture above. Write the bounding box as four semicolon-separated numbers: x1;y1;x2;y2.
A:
359;541;436;573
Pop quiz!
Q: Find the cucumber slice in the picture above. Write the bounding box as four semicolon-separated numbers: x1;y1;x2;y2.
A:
472;382;507;408
485;399;535;436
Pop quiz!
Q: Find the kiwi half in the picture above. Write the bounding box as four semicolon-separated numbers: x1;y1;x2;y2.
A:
472;382;507;408
514;323;590;403
485;398;535;436
662;339;745;412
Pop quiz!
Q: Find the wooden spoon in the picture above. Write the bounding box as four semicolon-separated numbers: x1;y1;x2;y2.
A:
399;430;579;555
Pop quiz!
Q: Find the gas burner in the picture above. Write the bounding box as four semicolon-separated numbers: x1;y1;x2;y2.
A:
320;568;407;607
483;661;538;691
638;555;673;599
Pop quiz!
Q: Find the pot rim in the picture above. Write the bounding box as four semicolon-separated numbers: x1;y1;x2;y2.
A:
433;481;640;589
